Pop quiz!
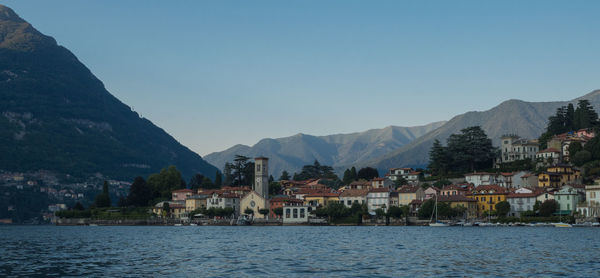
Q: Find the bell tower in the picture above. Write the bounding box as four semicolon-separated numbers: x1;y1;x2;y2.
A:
254;157;269;198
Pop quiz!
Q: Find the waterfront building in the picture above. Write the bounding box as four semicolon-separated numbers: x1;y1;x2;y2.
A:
339;189;368;208
437;195;477;219
536;190;555;204
555;185;579;215
282;203;309;224
506;192;538;217
269;196;304;219
367;187;391;213
467;185;508;217
153;201;186;218
303;192;340;209
240;191;268;219
577;182;600;218
206;192;240;214
397;185;425;206
185;195;208;212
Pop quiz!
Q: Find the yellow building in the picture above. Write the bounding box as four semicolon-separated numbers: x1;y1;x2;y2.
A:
438;195;478;220
467;185;508;217
538;164;581;188
240;191;268;218
185;195;208;212
152;201;186;219
396;186;425;206
303;192;340;208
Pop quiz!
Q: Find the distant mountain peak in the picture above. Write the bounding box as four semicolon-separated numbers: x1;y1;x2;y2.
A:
575;89;600;101
0;5;22;22
0;5;56;51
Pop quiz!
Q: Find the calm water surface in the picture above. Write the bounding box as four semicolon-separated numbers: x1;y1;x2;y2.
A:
1;225;599;277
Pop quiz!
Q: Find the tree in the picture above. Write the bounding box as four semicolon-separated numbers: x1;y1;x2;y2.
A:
295;160;339;181
269;182;281;196
446;126;496;172
375;208;386;219
244;208;254;215
539;200;558;217
428;139;449;176
533;200;542;213
127;176;152;207
574;99;599;130
572;150;592;167
357;167;379;180
418;199;435;219
223;155;255;186
73;202;84;211
388;206;403;219
188;174;205;190
258;208;270;218
118;197;128;207
162;202;170;218
273;207;283;218
201;177;215;189
279;171;290;181
342;169;354;185
215;171;223;187
326;202;350;221
94;181;111;208
495;201;510;217
568;142;583;159
147;166;186;200
393;177;408;188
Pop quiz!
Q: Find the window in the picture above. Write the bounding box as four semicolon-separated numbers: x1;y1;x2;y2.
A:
285;208;290;218
293;208;298;218
300;208;305;218
498;197;501;201
482;197;486;202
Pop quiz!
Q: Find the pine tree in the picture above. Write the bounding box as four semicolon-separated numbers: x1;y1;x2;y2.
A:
279;170;290;181
215;171;223;187
127;176;152;207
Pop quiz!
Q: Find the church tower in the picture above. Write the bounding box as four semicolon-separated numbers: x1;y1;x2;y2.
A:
254;157;269;198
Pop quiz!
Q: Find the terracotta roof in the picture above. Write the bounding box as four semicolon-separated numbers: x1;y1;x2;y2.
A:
397;185;421;193
538;148;560;153
369;187;392;193
304;192;340;198
372;178;385;181
270;197;303;203
507;192;539;198
441;184;467;191
340;189;369;197
172;189;194;193
469;185;507;195
464;172;498;176
437;195;475;202
410;199;423;205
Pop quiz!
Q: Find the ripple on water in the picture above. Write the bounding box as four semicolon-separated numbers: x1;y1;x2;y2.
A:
1;226;599;277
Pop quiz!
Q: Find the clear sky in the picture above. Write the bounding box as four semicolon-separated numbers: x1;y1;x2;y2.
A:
3;0;600;156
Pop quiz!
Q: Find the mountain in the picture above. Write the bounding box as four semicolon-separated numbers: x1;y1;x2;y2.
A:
362;90;600;172
0;5;218;181
204;122;446;178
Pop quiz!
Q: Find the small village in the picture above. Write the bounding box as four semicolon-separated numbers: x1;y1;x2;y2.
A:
143;128;600;227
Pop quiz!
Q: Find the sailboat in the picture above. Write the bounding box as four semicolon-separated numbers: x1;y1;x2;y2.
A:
429;194;449;227
553;208;572;227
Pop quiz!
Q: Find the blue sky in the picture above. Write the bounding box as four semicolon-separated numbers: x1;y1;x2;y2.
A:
3;1;600;155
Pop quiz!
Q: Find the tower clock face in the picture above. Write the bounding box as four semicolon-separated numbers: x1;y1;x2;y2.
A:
256;177;261;184
250;201;256;207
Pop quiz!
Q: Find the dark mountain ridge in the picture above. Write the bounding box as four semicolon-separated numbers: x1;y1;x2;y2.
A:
0;5;218;181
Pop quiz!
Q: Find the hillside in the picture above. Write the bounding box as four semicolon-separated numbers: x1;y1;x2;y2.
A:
0;5;218;181
205;122;446;178
362;90;600;172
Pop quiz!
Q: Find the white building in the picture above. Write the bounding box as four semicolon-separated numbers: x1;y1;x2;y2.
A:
339;189;368;208
536;148;561;163
387;168;414;181
498;171;529;188
499;135;539;163
282;204;309;224
367;188;391;213
371;178;393;189
577;183;600;218
207;192;240;214
507;192;538;217
464;172;499;187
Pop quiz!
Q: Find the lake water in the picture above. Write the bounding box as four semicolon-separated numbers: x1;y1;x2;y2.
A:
1;226;599;277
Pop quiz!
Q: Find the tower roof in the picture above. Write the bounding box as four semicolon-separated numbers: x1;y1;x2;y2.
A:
255;156;269;160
